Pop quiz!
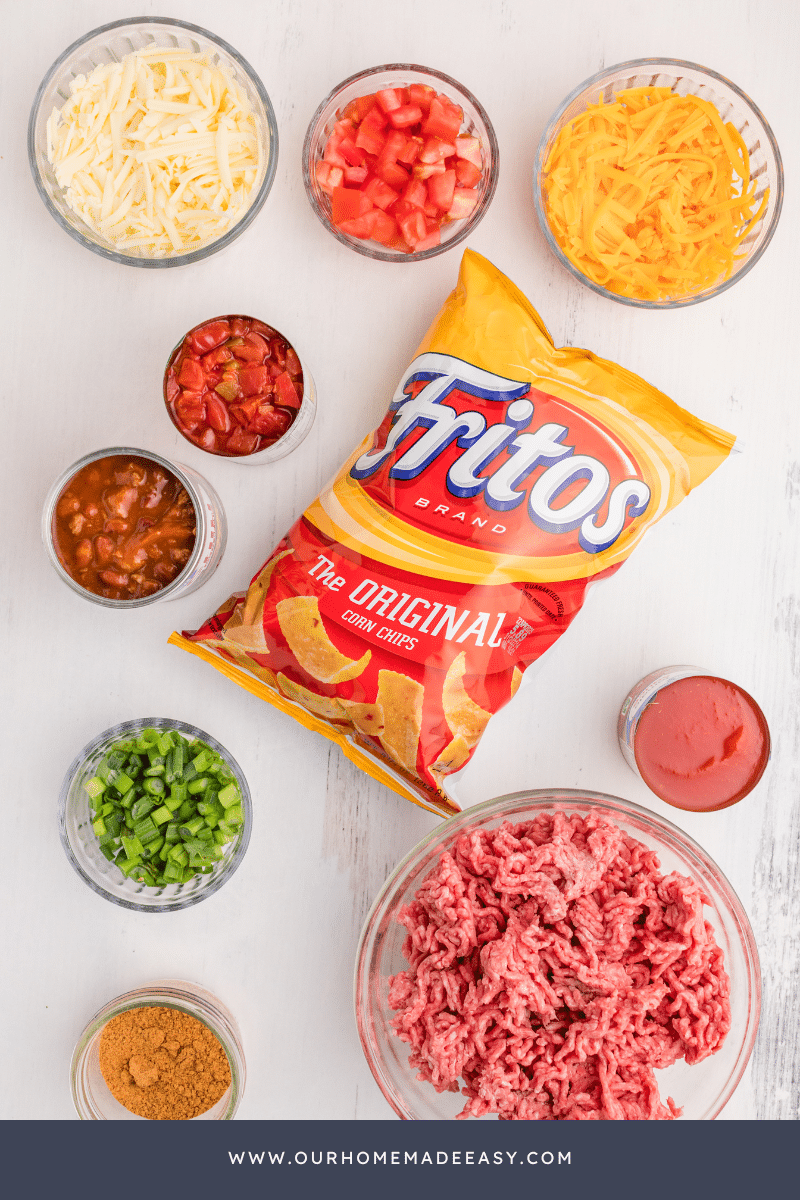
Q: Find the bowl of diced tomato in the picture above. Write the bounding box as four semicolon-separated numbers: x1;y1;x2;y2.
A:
303;64;498;260
164;315;316;462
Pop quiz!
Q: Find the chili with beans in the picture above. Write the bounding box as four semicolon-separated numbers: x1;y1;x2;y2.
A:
164;316;304;457
53;456;196;600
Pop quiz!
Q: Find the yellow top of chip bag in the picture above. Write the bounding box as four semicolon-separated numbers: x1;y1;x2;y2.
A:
172;251;734;816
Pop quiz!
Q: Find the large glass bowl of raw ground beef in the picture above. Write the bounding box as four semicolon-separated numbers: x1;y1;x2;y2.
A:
355;790;760;1120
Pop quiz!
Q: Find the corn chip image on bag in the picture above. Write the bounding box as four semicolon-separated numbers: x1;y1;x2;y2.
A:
171;251;734;816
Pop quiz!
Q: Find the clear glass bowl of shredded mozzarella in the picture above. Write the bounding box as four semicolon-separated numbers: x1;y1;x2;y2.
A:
28;17;278;266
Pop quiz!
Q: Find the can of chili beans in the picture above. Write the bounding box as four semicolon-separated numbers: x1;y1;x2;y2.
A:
42;447;227;607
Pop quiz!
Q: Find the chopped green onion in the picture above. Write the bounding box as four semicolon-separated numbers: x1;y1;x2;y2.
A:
217;783;240;809
85;776;106;800
84;728;244;889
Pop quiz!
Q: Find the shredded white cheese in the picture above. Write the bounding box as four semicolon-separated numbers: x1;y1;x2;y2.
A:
46;48;264;258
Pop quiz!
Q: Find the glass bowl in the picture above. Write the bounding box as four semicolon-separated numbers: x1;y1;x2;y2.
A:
42;447;227;608
71;979;245;1118
355;789;760;1120
28;17;278;267
59;718;251;911
533;59;783;307
163;315;317;464
303;64;498;261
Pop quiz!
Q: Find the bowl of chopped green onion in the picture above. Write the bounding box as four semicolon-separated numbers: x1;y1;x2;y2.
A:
59;718;251;911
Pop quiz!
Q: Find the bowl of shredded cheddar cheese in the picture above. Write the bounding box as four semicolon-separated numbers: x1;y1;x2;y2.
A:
534;59;782;306
28;17;278;266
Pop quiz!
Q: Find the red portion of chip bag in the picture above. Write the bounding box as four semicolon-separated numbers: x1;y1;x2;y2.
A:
171;252;734;817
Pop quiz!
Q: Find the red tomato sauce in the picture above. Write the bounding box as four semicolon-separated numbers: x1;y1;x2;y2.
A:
633;675;770;812
164;316;304;457
53;455;196;600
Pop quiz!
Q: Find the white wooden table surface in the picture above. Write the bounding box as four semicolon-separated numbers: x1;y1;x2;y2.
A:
2;0;798;1121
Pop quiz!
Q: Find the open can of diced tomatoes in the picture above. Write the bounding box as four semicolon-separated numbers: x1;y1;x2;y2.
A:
163;315;316;464
42;447;227;608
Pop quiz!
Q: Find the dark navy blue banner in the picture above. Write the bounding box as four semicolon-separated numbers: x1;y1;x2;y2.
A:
1;1119;792;1200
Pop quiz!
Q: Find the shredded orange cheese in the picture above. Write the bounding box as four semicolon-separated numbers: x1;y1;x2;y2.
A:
543;87;769;301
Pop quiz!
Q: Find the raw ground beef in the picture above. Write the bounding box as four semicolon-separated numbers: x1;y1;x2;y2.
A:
389;811;731;1120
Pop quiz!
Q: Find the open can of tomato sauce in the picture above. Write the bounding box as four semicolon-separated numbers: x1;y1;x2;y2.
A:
618;666;771;813
163;315;316;464
42;448;227;607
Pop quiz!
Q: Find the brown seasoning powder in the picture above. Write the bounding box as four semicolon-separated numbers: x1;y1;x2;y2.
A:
98;1005;231;1119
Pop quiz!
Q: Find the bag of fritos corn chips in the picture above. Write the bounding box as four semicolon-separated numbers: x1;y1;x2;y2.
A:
170;251;734;816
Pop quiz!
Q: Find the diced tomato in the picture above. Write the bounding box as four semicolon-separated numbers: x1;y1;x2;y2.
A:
337;214;374;239
323;142;347;168
396;135;422;165
165;373;180;404
388;104;423;129
375;160;409;190
250;405;292;439
177;356;205;391
338;136;365;167
455;136;482;168
401;178;427;208
239;365;269;396
270;337;286;369
422;95;464;141
202;346;234;369
206;394;233;433
229;398;261;427
274;371;302;409
419;138;455;164
229;333;268;363
333;118;357;138
343;164;368;185
455;159;482;188
407;84;435;113
414;226;441;253
315;161;344;194
376;88;404;113
187;320;231;355
363;176;399;211
343;93;378;123
413;161;446;179
332;186;373;226
174;390;206;431
355;106;388;155
376;129;407;166
427;169;456;212
363;209;399;245
225;427;260;455
397;208;428;248
448;187;480;220
285;348;302;376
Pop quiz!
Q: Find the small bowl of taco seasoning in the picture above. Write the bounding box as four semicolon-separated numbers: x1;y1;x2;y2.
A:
164;315;316;462
70;980;245;1119
618;666;771;812
42;448;227;606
